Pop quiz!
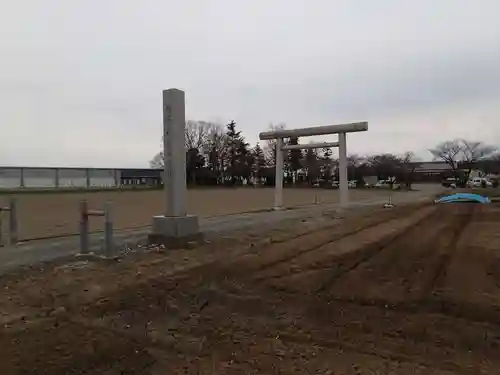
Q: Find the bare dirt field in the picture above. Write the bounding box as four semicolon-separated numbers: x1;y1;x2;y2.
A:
2;187;417;240
1;201;500;374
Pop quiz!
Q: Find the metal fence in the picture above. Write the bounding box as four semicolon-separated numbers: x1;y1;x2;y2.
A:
0;167;121;189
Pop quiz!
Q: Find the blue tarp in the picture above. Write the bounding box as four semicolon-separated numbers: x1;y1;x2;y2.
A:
434;193;490;204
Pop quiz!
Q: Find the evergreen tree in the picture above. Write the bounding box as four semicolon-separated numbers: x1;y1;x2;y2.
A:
186;148;205;184
305;148;320;185
225;120;251;184
321;147;334;182
253;143;267;180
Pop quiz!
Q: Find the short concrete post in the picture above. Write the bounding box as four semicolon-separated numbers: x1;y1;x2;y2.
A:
79;200;115;257
113;169;120;187
338;132;349;207
0;209;3;246
8;199;18;244
104;201;114;258
0;198;18;246
85;169;91;188
19;168;25;188
54;168;60;188
0;209;3;245
79;200;90;254
384;194;394;208
274;138;284;210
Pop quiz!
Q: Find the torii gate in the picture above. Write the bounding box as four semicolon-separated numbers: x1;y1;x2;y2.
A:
258;122;368;210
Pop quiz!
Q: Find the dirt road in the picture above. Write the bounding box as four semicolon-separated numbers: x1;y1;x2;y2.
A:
1;186;437;240
1;202;499;374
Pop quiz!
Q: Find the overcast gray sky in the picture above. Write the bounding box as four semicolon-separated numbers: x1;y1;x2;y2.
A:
1;0;500;168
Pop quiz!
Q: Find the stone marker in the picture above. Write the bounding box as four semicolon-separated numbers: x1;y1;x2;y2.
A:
148;89;202;248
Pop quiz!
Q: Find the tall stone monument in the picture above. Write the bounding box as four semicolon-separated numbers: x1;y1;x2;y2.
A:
148;89;202;247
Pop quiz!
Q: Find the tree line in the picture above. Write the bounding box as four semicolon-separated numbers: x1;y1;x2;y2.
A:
150;120;500;188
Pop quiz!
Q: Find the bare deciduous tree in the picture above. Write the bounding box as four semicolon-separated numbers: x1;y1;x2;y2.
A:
263;123;286;166
461;140;497;163
429;140;462;177
400;151;420;189
460;140;497;181
205;123;228;182
429;139;497;184
150;121;223;169
346;154;365;182
185;120;217;150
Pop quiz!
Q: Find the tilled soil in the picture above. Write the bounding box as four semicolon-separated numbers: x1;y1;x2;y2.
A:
1;202;500;374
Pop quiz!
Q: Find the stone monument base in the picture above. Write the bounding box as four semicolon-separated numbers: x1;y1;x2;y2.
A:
147;215;203;249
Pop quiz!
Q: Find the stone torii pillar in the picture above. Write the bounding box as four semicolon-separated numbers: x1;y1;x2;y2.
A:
338;131;348;207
